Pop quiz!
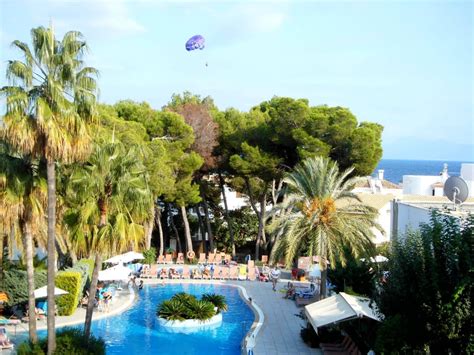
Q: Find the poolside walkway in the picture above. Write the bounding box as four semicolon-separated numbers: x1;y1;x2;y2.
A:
233;279;321;355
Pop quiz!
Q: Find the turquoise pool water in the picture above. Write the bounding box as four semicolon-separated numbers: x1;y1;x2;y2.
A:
17;284;254;354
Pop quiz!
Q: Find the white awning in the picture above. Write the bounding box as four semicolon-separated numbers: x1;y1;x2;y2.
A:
98;265;131;281
34;286;68;299
304;292;382;331
105;251;144;264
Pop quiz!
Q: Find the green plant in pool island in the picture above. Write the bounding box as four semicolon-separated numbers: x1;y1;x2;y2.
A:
157;293;227;321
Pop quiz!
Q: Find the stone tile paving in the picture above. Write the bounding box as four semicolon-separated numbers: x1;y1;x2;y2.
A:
234;280;321;355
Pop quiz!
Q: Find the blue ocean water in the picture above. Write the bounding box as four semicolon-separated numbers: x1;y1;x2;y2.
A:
372;159;470;184
14;284;254;355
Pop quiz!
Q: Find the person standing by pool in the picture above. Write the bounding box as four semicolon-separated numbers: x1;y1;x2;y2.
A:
270;265;281;291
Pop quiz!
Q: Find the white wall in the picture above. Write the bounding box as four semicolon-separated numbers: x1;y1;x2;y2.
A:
219;185;248;211
461;164;474;197
373;202;392;244
394;202;432;239
402;175;441;196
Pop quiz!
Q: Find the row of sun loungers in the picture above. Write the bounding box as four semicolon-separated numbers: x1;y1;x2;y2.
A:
156;253;269;265
140;264;259;281
320;336;362;355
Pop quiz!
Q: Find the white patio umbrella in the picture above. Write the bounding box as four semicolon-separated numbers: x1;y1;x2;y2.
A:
360;255;389;263
34;286;68;299
98;265;131;281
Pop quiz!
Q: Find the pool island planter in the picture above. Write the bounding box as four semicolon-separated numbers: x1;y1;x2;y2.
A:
158;312;222;328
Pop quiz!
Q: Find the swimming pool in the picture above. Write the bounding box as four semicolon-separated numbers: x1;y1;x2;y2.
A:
20;284;255;354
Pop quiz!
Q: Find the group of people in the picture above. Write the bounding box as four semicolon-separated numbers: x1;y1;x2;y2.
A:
96;283;113;312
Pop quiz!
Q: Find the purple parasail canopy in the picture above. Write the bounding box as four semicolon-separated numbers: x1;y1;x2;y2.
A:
185;35;205;51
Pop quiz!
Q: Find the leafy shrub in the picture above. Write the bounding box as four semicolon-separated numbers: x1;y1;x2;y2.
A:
0;269;47;306
55;271;82;316
157;292;227;321
75;259;95;282
158;299;186;321
202;293;228;313
143;248;157;265
17;328;105;355
186;299;215;320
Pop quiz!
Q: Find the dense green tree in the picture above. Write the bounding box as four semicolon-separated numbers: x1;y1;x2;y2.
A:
270;157;379;297
1;26;98;353
376;213;473;353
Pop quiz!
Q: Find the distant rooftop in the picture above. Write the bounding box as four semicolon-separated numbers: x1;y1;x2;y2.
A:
354;177;401;189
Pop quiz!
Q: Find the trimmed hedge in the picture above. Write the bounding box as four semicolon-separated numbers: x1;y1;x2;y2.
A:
55;271;82;316
0;269;47;306
17;327;106;355
67;262;90;296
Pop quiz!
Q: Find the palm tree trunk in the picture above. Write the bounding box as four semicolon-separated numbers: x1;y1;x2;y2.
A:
180;205;193;253
0;234;4;283
46;158;56;355
145;202;155;250
201;200;214;251
20;214;37;343
218;172;235;257
155;205;164;256
84;252;102;339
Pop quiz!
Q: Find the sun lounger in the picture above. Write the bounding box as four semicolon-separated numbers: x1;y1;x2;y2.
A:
176;253;184;264
213;266;221;279
221;267;230;280
207;254;215;264
202;269;211;279
159;268;169;279
229;266;238;280
247;260;255;269
192;268;202;279
238;265;247;280
215;254;222;265
198;253;207;265
182;265;190;279
170;268;181;279
321;336;361;355
0;328;14;350
148;264;158;278
248;266;256;281
164;254;173;264
140;264;150;278
157;255;165;264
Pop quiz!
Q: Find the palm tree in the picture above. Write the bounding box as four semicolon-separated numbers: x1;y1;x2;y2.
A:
270;157;379;297
0;148;47;343
1;26;98;353
64;141;152;338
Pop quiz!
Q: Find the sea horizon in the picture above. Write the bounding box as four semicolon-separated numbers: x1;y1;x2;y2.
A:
372;159;473;184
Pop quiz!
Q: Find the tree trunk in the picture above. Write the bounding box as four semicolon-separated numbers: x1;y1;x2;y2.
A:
145;202;155;250
255;192;267;261
320;263;327;299
84;253;102;339
155;205;164;256
201;200;214;251
46;159;56;354
0;234;4;283
218;172;235;257
169;207;181;253
195;206;207;254
180;205;193;253
20;212;37;343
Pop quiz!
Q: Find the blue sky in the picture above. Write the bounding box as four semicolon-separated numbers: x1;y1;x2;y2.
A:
1;0;472;161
